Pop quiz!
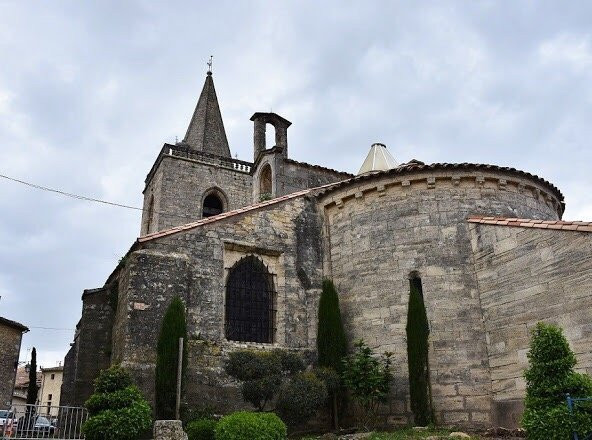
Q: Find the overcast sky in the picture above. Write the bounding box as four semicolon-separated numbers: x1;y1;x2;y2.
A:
1;1;591;368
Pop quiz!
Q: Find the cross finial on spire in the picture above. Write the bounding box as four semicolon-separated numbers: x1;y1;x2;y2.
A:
207;55;213;75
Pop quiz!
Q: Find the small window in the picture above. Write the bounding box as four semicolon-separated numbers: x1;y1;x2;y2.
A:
146;195;155;233
50;374;55;380
48;394;52;401
203;194;224;217
259;164;272;199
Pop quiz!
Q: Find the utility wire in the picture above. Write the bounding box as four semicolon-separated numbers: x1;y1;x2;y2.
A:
28;326;75;331
0;173;197;222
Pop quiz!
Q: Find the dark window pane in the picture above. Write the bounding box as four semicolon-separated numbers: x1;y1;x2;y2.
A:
225;256;276;343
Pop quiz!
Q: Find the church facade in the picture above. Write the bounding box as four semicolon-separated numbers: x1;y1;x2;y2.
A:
61;71;592;429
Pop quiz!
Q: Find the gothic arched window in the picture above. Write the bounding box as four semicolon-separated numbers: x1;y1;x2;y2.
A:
225;256;276;343
259;164;272;200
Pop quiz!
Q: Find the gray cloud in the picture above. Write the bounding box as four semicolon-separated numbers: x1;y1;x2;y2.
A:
0;0;590;367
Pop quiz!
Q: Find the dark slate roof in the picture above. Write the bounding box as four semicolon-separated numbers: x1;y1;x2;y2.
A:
468;216;592;232
0;316;29;332
317;160;564;202
183;72;231;158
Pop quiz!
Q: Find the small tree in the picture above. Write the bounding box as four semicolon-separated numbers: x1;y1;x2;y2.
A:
406;277;432;426
82;366;152;440
317;279;347;428
26;347;38;406
522;322;592;439
155;296;188;420
341;340;393;430
225;349;327;427
225;349;304;411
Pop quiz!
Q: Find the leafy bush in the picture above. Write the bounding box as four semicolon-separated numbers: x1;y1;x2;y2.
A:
181;404;215;427
342;340;393;430
86;386;144;415
82;366;151;440
276;371;328;426
155;296;188;419
186;418;217;440
224;349;304;411
214;411;286;440
406;277;432;426
521;322;592;439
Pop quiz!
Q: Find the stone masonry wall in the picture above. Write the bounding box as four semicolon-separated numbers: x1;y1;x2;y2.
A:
320;169;560;427
0;324;23;408
252;151;351;201
65;288;114;406
141;154;252;235
470;224;592;428
116;195;323;411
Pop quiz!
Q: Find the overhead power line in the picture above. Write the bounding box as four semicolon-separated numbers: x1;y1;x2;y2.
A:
0;172;196;221
28;326;75;331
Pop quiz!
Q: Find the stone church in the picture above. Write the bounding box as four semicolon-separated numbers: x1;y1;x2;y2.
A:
61;69;592;429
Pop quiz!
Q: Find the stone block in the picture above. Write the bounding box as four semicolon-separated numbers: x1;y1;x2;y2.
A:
154;420;188;440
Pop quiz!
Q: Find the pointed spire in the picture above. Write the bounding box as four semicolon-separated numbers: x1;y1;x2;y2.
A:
357;143;398;175
183;71;231;158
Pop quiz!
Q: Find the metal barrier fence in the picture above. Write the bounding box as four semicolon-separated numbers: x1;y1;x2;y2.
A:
566;394;592;440
0;404;88;439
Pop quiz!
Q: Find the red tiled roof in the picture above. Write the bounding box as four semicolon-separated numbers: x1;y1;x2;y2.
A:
138;182;340;243
14;367;42;388
467;216;592;232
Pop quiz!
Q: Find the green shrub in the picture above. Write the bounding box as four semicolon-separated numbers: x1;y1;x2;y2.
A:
406;277;432;426
82;366;151;440
276;371;328;426
214;411;286;440
521;322;592;439
224;349;304;411
181;404;215;427
92;365;133;394
186;418;217;440
342;340;393;430
156;296;188;419
86;386;144;415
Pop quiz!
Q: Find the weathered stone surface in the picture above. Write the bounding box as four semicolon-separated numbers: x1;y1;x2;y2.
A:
319;170;561;426
0;319;27;408
153;420;187;440
59;288;113;407
470;225;592;427
62;78;591;433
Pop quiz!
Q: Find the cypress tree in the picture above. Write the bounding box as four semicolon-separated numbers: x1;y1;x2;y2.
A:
317;279;347;428
406;278;432;426
317;279;347;370
155;296;187;420
26;347;38;406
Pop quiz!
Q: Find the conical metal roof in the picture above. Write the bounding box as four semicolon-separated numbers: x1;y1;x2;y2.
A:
357;143;398;175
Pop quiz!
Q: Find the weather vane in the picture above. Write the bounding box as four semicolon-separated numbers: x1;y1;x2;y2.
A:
207;55;213;74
